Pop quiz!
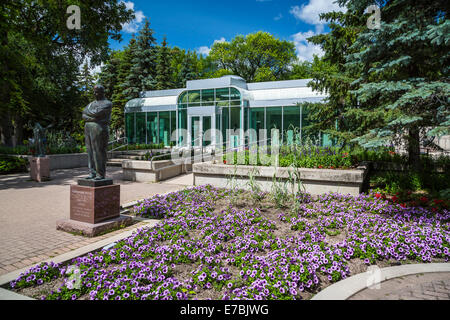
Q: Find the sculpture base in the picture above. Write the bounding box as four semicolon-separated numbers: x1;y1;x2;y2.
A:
70;183;120;224
56;215;133;237
77;178;113;187
30;157;50;182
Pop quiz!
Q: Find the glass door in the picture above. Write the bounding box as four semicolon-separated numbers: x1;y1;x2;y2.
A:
190;116;201;147
189;115;213;147
202;116;211;147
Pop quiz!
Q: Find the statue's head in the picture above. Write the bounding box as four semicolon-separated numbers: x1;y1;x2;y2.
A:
93;84;105;100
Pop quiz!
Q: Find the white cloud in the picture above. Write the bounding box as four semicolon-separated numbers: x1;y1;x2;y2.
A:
290;0;346;27
289;1;345;61
197;46;211;56
197;37;227;56
292;30;324;62
120;1;146;33
274;13;283;21
79;56;104;76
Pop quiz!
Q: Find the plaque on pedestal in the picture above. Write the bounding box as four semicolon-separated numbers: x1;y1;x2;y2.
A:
57;180;133;237
70;183;120;224
30;157;50;182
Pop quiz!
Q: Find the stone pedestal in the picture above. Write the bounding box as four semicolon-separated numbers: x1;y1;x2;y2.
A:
30;157;50;182
57;179;133;237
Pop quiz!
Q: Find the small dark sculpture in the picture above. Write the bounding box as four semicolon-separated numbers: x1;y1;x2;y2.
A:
31;123;47;157
82;84;112;180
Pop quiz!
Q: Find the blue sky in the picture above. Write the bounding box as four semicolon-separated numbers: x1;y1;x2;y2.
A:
110;0;347;62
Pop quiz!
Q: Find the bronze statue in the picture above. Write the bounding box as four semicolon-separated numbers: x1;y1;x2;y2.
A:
82;84;112;180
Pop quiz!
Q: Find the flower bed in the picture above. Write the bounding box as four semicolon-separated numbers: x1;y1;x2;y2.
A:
6;185;449;300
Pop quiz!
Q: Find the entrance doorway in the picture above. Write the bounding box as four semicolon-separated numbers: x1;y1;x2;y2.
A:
189;115;212;147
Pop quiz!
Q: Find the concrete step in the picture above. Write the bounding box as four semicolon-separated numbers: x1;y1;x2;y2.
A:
107;159;124;167
113;155;142;160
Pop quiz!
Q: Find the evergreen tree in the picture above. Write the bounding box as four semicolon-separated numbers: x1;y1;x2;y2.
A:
79;59;96;102
305;9;367;146
134;18;158;92
99;51;120;100
341;0;450;170
179;51;197;87
122;35;141;100
112;40;136;133
155;36;173;90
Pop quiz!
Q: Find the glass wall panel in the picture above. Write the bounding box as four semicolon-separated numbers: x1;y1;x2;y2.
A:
146;112;158;145
178;109;188;145
230;107;241;148
201;89;215;106
230;87;240;101
191;116;201;147
188;90;200;107
249;108;265;142
135;112;146;144
266;107;283;142
125;113;135;144
221;107;230;144
159;111;170;146
216;88;230;101
179;92;188;104
216;113;221;146
203;116;211;146
170;111;176;145
283;106;301;145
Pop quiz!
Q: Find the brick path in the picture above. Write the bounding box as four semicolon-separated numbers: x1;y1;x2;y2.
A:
0;167;191;276
349;272;450;300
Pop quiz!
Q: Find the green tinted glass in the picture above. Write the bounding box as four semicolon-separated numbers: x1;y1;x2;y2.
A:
230;87;240;101
159;112;170;146
125;113;135;144
216;88;230;101
146;112;158;144
188;90;201;104
136;112;146;144
266;107;282;131
178;91;188;104
201;89;215;105
283;106;300;145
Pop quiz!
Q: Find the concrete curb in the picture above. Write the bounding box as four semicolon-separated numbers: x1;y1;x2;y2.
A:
311;263;450;300
0;287;34;300
0;220;159;290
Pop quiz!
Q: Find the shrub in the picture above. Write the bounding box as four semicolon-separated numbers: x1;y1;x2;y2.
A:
0;156;28;174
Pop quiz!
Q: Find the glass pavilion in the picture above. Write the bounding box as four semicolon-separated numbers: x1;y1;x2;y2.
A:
124;75;331;148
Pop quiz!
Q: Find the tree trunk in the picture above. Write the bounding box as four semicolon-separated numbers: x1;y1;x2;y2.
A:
0;112;13;147
13;114;24;147
408;126;421;172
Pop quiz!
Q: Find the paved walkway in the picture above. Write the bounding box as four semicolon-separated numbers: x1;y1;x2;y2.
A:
0;167;193;276
349;272;450;300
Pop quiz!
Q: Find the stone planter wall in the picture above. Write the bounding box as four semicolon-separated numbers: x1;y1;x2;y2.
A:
193;162;369;196
122;160;191;182
24;153;88;170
